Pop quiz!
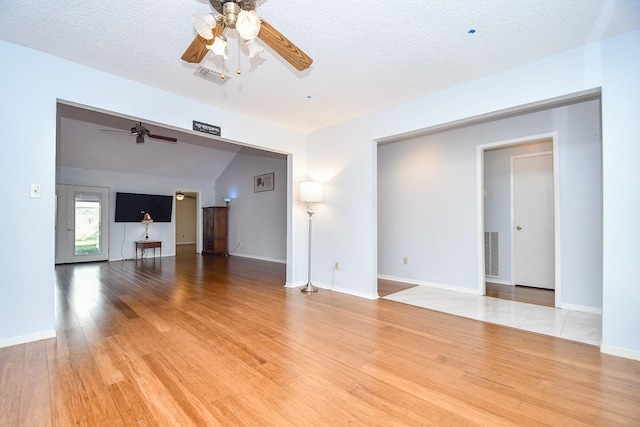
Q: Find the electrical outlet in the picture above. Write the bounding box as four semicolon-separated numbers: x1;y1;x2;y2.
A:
403;257;408;265
334;262;340;270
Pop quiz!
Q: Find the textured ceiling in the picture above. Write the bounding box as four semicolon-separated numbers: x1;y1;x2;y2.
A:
1;1;639;133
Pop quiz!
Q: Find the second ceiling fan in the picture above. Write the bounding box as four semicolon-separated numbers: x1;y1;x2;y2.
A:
129;122;177;144
100;122;178;144
181;0;312;72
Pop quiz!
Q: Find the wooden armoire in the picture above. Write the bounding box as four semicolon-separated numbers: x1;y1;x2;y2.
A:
202;206;228;256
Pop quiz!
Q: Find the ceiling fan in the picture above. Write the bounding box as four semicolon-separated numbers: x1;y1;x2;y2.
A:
176;191;197;201
181;0;312;72
100;122;178;144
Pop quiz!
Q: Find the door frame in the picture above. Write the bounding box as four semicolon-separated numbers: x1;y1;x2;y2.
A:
174;189;202;254
55;184;110;264
476;132;561;308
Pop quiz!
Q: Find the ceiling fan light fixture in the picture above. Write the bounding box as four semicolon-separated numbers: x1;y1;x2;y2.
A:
222;1;241;28
245;37;264;58
192;12;216;39
236;10;261;40
182;0;312;71
207;34;228;59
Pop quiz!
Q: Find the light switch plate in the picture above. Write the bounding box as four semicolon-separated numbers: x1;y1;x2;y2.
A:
30;184;42;199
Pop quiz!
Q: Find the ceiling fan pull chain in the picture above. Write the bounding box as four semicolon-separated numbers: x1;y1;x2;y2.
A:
237;37;242;75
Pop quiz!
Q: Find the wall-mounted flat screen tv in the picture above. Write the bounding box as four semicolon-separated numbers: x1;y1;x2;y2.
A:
115;192;173;222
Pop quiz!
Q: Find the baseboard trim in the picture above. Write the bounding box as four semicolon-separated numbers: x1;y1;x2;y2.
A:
329;284;378;300
283;281;378;300
284;281;330;290
284;280;305;289
559;302;602;315
0;329;56;349
485;278;511;285
378;275;479;295
601;344;640;361
230;253;286;264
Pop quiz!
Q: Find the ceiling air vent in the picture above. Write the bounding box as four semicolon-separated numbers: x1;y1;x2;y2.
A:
194;66;230;85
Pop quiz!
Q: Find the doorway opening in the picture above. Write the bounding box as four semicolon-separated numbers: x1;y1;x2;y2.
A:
55;184;110;264
480;135;560;308
175;190;200;254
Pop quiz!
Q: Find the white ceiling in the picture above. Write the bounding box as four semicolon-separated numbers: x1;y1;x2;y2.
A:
1;1;639;133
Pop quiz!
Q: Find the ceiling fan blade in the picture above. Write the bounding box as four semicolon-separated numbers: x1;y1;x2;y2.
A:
181;34;210;63
209;0;223;14
257;19;312;71
99;129;131;135
148;134;178;143
100;122;174;143
181;22;223;63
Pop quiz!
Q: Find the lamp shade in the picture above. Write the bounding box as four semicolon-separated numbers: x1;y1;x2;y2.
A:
236;10;261;40
207;34;228;59
299;181;323;203
192;12;216;39
245;38;264;58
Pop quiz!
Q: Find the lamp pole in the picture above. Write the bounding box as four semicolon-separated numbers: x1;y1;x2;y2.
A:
301;206;318;292
298;181;323;293
223;197;232;257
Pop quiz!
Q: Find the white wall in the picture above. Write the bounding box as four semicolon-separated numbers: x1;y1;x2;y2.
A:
58;166;215;260
214;149;287;263
0;39;308;349
308;30;640;358
378;131;479;291
600;30;640;360
377;99;602;311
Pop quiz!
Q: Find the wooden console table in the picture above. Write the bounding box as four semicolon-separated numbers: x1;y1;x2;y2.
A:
135;240;162;260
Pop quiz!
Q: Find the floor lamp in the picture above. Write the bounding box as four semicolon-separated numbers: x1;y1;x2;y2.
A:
223;197;233;257
299;181;324;293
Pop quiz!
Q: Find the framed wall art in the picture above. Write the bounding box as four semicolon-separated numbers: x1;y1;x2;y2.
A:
254;172;274;192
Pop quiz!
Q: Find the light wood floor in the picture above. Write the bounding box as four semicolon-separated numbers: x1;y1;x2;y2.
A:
486;282;555;307
377;278;416;297
2;253;639;426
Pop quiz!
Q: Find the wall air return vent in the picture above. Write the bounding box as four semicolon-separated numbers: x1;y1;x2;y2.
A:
484;231;500;278
194;66;230;85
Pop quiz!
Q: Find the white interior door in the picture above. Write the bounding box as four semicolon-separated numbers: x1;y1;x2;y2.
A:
56;185;110;264
512;153;555;289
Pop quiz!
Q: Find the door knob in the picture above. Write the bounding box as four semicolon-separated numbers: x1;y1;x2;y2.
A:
516;225;522;230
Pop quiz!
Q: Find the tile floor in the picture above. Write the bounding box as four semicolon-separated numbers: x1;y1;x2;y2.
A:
384;286;602;346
